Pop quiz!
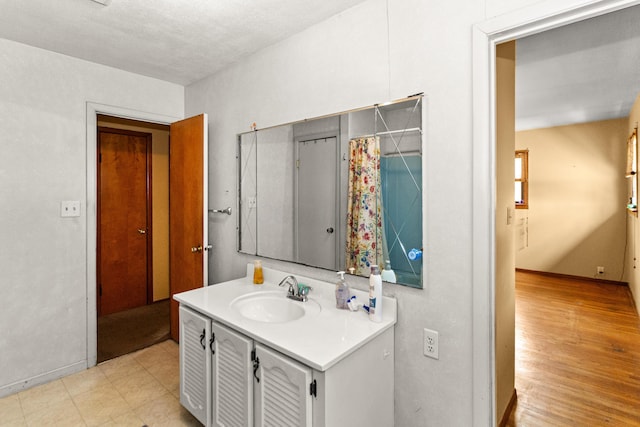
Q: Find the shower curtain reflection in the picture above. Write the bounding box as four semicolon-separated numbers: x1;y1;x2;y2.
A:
346;136;387;275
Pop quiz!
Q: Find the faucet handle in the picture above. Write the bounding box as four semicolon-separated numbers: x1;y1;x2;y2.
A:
298;284;312;297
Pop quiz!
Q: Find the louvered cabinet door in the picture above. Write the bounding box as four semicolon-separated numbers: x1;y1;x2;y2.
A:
179;306;211;426
211;322;253;427
254;343;313;427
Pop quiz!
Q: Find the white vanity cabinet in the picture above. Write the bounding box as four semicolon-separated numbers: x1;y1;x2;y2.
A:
179;305;394;427
176;265;396;427
210;321;253;427
180;306;314;427
179;306;210;426
254;343;313;427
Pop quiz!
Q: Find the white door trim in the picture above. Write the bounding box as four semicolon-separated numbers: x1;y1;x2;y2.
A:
86;102;180;367
471;0;640;424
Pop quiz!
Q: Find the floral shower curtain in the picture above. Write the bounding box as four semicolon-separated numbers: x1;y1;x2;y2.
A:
346;137;385;275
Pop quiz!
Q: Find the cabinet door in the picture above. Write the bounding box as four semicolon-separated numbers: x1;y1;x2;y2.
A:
179;306;211;426
254;344;313;427
211;322;253;427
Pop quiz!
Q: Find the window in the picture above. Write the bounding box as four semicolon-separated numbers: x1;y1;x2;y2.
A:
515;150;528;209
627;128;637;213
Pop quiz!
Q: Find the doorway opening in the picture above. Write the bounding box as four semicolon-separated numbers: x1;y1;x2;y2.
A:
96;115;171;362
482;1;640;421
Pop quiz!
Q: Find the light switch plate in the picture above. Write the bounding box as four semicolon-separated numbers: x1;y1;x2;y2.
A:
61;201;81;217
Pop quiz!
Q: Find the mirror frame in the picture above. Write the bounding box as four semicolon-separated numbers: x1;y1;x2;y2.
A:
236;94;425;288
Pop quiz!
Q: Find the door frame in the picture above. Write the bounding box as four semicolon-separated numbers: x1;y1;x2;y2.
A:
86;103;180;367
471;0;640;424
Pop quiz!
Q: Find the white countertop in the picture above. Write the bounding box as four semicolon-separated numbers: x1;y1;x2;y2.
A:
173;264;397;371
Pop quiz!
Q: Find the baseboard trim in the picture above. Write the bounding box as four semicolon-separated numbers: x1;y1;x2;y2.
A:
0;360;87;398
499;388;518;427
516;268;627;286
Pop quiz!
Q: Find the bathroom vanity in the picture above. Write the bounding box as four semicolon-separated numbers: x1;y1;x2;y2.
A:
173;264;397;427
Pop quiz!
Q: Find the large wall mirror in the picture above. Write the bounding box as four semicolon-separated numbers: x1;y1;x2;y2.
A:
238;95;423;288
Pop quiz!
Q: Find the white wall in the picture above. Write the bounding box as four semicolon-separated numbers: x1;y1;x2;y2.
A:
188;0;626;424
515;119;628;279
0;38;183;395
187;0;483;425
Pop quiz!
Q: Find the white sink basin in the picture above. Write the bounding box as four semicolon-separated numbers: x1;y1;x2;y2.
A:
230;291;321;323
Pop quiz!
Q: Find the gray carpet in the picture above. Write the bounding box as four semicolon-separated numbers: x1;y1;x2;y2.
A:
97;299;171;363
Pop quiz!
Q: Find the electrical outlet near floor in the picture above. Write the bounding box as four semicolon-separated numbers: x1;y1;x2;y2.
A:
597;266;605;275
423;328;439;359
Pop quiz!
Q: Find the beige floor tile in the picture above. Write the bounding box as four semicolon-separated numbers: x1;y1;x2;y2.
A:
133;392;200;426
97;354;142;383
0;419;27;427
23;397;85;427
9;342;186;426
62;367;110;397
94;410;145;427
18;380;70;416
146;359;180;393
156;339;179;356
0;393;24;424
111;370;167;408
72;384;132;427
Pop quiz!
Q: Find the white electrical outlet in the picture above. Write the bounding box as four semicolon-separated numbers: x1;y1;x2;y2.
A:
423;328;439;359
60;201;81;218
597;266;605;275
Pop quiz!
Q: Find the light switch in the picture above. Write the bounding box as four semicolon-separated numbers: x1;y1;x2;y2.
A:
61;201;81;217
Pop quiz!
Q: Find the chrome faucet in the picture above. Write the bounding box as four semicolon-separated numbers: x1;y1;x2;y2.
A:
278;275;311;302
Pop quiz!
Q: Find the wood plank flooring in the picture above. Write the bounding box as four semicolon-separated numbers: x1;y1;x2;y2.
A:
506;271;640;426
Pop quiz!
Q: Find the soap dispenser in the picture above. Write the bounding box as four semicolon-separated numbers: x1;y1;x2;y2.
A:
335;271;350;309
381;260;397;283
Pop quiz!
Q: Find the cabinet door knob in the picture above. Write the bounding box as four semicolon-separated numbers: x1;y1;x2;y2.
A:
199;329;206;350
253;357;260;383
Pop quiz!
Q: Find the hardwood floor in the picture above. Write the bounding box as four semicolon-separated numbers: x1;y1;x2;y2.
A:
506;271;640;426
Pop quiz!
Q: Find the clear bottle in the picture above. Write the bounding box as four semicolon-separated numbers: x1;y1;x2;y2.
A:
335;271;350;309
369;265;382;322
253;260;264;284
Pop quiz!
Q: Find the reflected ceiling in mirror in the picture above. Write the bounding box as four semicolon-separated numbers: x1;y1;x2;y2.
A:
238;95;423;288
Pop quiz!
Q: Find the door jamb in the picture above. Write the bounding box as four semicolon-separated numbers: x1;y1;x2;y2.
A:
86;103;180;368
471;0;640;424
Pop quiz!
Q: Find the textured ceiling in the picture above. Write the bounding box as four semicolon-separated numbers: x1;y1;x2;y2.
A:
1;0;638;130
0;0;367;85
516;5;640;130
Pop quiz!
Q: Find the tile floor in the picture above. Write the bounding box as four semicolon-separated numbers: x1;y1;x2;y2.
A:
0;340;201;427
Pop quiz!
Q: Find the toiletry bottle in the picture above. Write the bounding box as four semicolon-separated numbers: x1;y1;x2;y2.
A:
335;271;350;309
381;260;397;284
369;265;382;322
253;260;264;284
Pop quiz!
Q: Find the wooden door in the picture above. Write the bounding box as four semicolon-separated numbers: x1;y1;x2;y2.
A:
97;127;151;316
170;114;209;341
